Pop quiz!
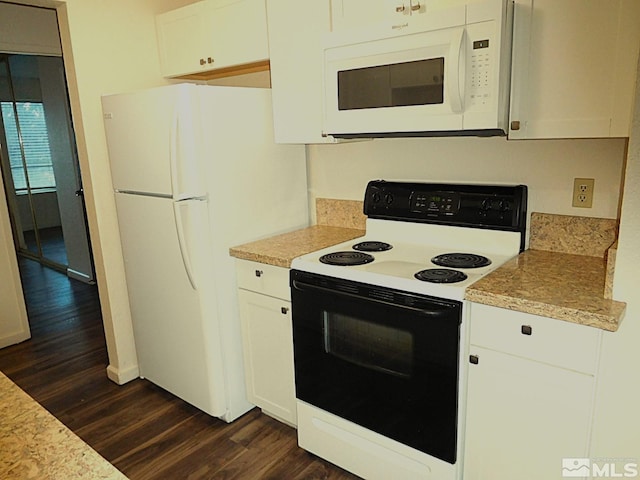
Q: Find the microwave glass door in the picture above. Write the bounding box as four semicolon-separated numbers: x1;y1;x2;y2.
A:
337;58;445;110
324;27;466;136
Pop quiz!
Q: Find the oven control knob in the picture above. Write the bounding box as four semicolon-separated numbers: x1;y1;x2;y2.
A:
499;200;511;211
384;193;394;205
372;191;381;203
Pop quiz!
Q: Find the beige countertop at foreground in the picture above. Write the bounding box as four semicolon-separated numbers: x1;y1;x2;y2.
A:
229;225;365;268
0;371;127;480
465;249;626;332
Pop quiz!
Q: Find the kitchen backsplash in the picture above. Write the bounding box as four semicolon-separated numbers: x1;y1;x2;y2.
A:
529;212;618;258
316;198;366;230
529;212;619;299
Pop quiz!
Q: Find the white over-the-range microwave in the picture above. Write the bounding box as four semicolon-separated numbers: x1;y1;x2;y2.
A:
323;0;514;139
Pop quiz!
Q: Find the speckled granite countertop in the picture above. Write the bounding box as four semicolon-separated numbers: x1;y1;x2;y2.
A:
465;249;626;332
230;198;366;268
0;372;127;479
465;213;626;332
229;225;365;268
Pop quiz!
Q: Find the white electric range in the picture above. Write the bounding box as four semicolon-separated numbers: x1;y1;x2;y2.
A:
290;180;528;480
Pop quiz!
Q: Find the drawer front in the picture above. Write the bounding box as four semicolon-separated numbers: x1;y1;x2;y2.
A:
469;303;602;374
236;259;290;301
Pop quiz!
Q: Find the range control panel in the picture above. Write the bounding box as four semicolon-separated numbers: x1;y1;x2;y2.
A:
363;180;528;232
411;192;461;215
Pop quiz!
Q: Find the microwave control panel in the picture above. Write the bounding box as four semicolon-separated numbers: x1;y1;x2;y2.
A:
466;17;500;113
469;38;491;108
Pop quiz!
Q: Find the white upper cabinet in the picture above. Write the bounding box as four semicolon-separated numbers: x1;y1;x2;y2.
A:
156;0;269;79
267;0;336;143
207;0;269;70
509;0;640;139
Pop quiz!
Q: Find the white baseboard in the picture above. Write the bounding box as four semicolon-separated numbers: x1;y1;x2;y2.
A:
0;330;31;349
106;363;139;385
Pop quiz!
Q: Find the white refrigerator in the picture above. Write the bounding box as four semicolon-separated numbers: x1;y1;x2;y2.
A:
101;84;308;422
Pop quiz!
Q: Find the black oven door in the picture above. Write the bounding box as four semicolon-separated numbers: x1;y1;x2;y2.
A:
290;270;462;464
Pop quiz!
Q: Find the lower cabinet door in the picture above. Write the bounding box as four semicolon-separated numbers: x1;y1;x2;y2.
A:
238;289;296;425
464;346;594;480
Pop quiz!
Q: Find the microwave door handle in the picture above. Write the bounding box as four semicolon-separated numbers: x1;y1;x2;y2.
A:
447;27;465;113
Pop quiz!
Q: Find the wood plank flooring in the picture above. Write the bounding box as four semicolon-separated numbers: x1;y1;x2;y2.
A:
0;258;360;480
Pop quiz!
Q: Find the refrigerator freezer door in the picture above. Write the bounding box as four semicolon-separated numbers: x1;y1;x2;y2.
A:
102;84;205;199
114;192;226;417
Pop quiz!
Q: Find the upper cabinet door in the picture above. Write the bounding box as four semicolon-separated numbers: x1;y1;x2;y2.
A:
206;0;269;70
156;2;210;77
509;0;640;139
156;0;269;79
267;0;336;144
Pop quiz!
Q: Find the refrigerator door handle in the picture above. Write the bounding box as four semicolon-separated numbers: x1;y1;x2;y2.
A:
173;201;197;290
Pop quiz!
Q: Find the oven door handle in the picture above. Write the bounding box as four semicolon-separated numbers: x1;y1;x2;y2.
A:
292;280;458;318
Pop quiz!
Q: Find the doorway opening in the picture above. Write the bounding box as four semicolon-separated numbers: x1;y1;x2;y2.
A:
0;53;95;284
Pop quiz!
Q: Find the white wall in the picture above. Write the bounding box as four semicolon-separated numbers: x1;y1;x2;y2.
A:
591;55;640;460
307;137;627;225
0;171;29;348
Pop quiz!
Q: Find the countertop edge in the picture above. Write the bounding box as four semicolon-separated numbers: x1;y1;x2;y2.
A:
228;249;291;269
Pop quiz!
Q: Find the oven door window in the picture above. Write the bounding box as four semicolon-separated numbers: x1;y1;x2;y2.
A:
324;312;414;378
291;271;462;464
337;58;445;111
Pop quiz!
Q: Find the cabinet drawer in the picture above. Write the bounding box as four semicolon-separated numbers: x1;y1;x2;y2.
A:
235;259;290;300
469;303;602;374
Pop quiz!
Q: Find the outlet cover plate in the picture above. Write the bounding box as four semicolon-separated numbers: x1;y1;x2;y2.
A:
572;178;594;208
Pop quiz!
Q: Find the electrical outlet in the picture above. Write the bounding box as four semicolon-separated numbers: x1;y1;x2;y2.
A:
572;178;594;208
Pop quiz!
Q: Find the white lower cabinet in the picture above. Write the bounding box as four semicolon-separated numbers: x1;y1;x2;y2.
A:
236;260;296;425
464;303;602;480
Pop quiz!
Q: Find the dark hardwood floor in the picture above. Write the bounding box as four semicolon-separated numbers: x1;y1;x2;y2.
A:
0;258;360;480
22;226;69;267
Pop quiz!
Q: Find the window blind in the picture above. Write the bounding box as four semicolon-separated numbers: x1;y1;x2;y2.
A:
1;101;56;192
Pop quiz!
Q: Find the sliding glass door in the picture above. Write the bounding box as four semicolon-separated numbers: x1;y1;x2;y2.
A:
0;54;94;282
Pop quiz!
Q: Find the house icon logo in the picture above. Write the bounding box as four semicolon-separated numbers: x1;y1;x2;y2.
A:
562;458;591;477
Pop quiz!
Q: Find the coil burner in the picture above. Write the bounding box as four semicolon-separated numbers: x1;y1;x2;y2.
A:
352;241;393;252
414;268;468;284
319;251;375;266
431;253;491;269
